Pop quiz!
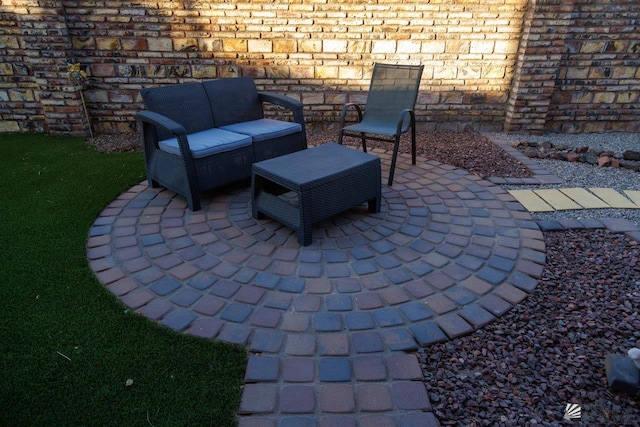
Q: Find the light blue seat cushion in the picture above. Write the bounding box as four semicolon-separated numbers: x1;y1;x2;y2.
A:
159;128;252;159
220;118;302;142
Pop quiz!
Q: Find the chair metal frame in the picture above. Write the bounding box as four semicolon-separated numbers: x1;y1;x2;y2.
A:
338;63;424;185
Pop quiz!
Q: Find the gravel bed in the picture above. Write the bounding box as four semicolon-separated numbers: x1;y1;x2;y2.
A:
420;229;640;426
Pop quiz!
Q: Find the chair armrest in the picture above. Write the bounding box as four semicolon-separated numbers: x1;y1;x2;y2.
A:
339;103;363;128
259;92;305;126
396;108;416;134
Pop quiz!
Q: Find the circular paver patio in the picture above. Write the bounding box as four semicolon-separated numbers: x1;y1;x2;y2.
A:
87;148;545;426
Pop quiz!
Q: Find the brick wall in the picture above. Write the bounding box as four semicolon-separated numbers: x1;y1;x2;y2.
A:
1;0;638;136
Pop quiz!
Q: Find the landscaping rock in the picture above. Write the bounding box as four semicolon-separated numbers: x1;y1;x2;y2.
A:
513;140;640;173
624;150;640;161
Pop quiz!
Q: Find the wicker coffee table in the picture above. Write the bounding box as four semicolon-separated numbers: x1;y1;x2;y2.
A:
251;142;382;246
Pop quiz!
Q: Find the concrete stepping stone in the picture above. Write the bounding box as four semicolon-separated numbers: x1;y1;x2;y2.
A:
507;189;554;212
559;187;610;209
533;189;582;210
589;188;638;209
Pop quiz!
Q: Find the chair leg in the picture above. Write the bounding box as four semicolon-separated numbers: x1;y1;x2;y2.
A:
360;133;367;153
388;135;401;186
338;129;344;145
411;123;417;165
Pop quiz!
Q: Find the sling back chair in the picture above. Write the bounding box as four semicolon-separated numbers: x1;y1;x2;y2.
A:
338;63;424;185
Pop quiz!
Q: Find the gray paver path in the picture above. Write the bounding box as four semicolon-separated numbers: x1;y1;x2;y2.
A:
87;147;547;427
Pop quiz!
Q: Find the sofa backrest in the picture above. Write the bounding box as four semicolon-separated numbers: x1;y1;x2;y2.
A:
140;82;214;140
203;76;264;127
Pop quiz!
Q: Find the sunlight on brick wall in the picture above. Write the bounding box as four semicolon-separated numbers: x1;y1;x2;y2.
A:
1;1;639;136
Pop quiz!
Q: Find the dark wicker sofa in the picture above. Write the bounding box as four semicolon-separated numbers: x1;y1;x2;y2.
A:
137;76;307;211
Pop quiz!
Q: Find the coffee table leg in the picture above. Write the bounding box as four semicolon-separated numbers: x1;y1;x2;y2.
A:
368;196;381;213
298;192;313;246
251;173;265;219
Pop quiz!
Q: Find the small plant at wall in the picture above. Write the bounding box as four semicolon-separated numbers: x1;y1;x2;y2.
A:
66;62;93;137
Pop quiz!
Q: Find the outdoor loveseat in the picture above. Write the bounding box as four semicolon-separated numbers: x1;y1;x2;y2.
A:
137;76;307;211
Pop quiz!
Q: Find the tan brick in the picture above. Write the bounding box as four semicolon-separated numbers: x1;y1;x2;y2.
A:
290;66;314;79
192;65;217;79
173;38;198;52
434;66;457;80
371;40;396;54
339;66;363;80
301;91;324;105
199;39;223;52
589;67;610;79
274;39;297;54
566;67;589;79
494;40;519;54
325;93;347;105
0;63;13;76
470;40;495;54
398;40;421;54
323;40;347;53
148;38;173;52
223;39;247;52
316;66;339;79
617;92;639;104
0;121;20;132
483;66;505;79
572;92;595;105
299;39;322;53
120;38;146;51
612;67;636;79
593;92;615;104
9;90;35;102
445;40;469;54
71;36;95;50
459;66;482;80
85;90;109;103
0;36;19;49
347;41;371;54
90;64;117;78
580;41;605;53
96;37;121;50
248;39;272;53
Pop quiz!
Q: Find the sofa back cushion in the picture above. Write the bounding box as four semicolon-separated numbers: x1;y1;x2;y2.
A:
140;82;214;140
203;76;264;127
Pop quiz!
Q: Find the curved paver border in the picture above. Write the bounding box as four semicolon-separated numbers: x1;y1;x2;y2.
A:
87;148;546;426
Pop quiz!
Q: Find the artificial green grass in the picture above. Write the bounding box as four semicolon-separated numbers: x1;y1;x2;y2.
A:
0;134;247;426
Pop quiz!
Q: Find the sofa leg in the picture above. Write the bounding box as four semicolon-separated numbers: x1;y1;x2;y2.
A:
188;195;201;212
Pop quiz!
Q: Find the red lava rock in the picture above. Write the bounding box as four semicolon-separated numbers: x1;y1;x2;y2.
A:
418;229;640;426
598;155;612;167
566;153;580;162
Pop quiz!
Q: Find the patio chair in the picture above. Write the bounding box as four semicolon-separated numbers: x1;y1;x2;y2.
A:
338;63;424;185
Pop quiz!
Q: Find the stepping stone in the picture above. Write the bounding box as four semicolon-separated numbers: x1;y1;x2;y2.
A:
589;188;637;209
559;187;610;209
624;190;640;207
507;190;554;212
533;189;582;210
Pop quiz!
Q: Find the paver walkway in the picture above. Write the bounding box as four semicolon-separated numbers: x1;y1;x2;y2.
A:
88;146;550;426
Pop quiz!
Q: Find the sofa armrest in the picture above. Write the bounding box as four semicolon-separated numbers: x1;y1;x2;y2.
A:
259;92;306;127
137;110;197;167
137;110;187;136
